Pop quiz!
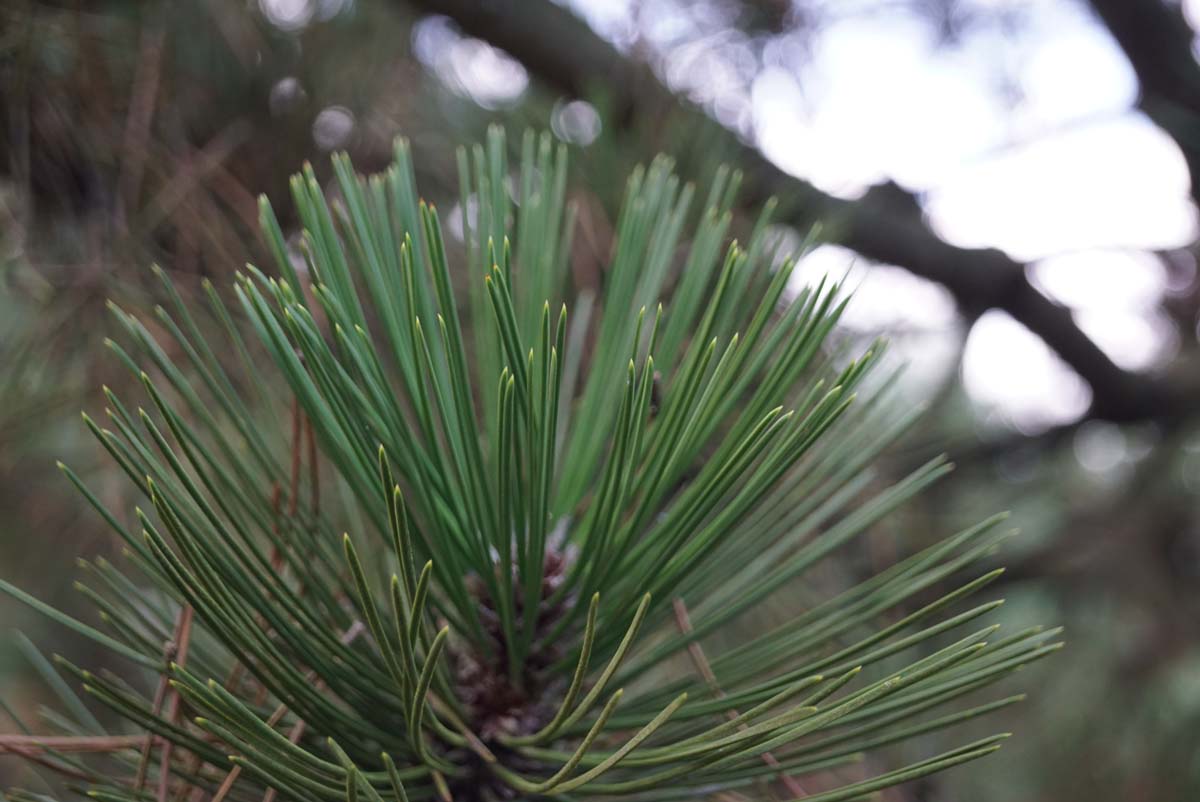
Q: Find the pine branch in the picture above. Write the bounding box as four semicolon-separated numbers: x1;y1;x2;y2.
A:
1;127;1055;802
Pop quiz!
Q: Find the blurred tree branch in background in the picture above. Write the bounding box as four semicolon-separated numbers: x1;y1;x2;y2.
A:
1088;0;1200;211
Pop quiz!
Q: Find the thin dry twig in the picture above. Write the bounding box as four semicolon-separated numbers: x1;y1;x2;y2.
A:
672;597;809;800
0;735;145;752
289;397;302;519
1;744;115;784
158;606;196;802
117;6;167;226
137;121;253;235
211;622;365;802
135;604;196;794
136;640;180;790
306;415;319;518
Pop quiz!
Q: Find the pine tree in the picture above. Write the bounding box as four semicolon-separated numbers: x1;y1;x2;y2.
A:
0;127;1059;802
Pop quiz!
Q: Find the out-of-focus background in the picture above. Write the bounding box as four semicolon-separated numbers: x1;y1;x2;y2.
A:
2;1;1200;799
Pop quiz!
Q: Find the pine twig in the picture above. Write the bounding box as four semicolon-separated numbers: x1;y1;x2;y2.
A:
211;622;365;802
672;597;809;799
0;735;145;753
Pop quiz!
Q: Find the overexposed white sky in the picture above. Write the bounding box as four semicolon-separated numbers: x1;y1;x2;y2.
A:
738;0;1198;431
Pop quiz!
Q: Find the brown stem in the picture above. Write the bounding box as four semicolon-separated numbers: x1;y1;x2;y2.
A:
289;397;302;519
135;635;180;790
672;598;808;799
305;415;319;518
116;6;166;227
210;623;365;802
158;606;195;802
0;735;145;753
